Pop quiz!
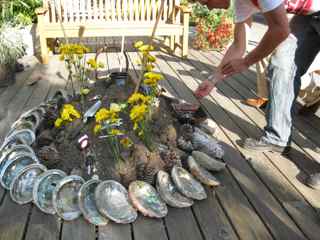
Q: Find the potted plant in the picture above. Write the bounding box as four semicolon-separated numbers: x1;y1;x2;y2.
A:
0;23;26;87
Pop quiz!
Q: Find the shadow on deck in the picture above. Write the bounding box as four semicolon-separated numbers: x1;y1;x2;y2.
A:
0;45;320;240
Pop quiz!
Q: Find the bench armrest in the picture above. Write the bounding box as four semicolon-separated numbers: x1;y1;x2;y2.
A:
35;7;48;15
175;5;192;14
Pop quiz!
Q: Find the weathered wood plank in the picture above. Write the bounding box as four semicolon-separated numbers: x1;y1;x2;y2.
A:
99;222;132;240
133;216;168;240
168;50;320;239
156;53;273;240
204;50;320;152
192;189;239;240
0;194;31;240
61;218;96;240
187;49;320;209
164;207;204;240
24;207;61;240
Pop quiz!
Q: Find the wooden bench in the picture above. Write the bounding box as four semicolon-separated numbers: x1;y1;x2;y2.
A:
36;0;191;64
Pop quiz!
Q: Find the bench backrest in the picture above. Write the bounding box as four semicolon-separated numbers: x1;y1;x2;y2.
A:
44;0;181;24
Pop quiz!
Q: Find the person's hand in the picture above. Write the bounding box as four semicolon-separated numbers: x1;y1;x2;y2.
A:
221;58;249;76
194;80;215;99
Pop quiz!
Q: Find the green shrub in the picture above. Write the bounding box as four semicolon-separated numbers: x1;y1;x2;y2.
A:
0;0;42;26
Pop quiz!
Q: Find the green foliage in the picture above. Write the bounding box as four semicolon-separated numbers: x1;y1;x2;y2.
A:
191;3;234;50
0;0;42;26
191;2;233;30
0;23;26;65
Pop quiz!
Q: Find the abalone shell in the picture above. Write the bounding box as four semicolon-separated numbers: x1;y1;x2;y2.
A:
95;180;137;224
10;164;47;204
187;156;220;187
33;169;67;214
0;152;38;190
52;175;85;221
0;144;34;172
156;170;193;208
129;181;168;218
171;166;207;200
192;127;224;159
192;151;226;172
78;179;109;226
5;129;36;146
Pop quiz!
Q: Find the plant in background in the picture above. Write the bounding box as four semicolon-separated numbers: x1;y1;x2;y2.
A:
94;103;130;162
192;3;233;51
0;0;42;26
0;23;26;66
54;104;81;128
127;93;153;150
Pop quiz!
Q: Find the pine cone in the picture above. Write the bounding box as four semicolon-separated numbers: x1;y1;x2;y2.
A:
160;148;182;172
115;160;137;188
37;144;60;168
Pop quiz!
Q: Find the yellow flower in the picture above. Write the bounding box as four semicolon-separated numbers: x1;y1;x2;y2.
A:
147;54;156;63
120;137;133;148
95;108;110;123
94;124;102;134
144;72;163;81
54;118;63;128
128;93;151;105
144;78;158;87
130;104;148;123
87;58;104;69
110;103;121;113
139;44;154;52
59;44;89;61
134;41;144;49
110;129;123;136
146;63;155;72
80;88;90;95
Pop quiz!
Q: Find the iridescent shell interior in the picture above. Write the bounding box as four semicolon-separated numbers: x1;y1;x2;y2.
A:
95;180;137;224
33;170;66;214
10;164;46;204
78;179;108;226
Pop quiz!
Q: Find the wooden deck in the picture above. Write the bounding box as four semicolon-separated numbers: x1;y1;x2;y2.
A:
1;44;320;240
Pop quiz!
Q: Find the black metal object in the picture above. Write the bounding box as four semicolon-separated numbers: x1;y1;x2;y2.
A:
95;45;130;88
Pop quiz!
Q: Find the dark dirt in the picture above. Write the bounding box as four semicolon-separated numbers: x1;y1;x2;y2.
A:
34;77;183;182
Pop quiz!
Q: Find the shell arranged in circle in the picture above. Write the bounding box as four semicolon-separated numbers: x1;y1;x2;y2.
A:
187;156;220;187
129;180;168;218
0;144;34;172
33;169;67;214
95;180;137;224
6;129;36;146
156;170;193;208
10;164;47;204
53;175;85;221
0;152;38;190
192;151;226;172
78;179;109;226
171;166;207;200
7;120;36;137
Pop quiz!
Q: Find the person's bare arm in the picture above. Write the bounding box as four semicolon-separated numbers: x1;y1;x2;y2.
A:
194;20;249;98
221;4;289;76
217;20;249;71
244;4;289;66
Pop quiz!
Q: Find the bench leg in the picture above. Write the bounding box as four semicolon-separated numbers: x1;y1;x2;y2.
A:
182;12;190;58
39;35;49;64
170;35;175;52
